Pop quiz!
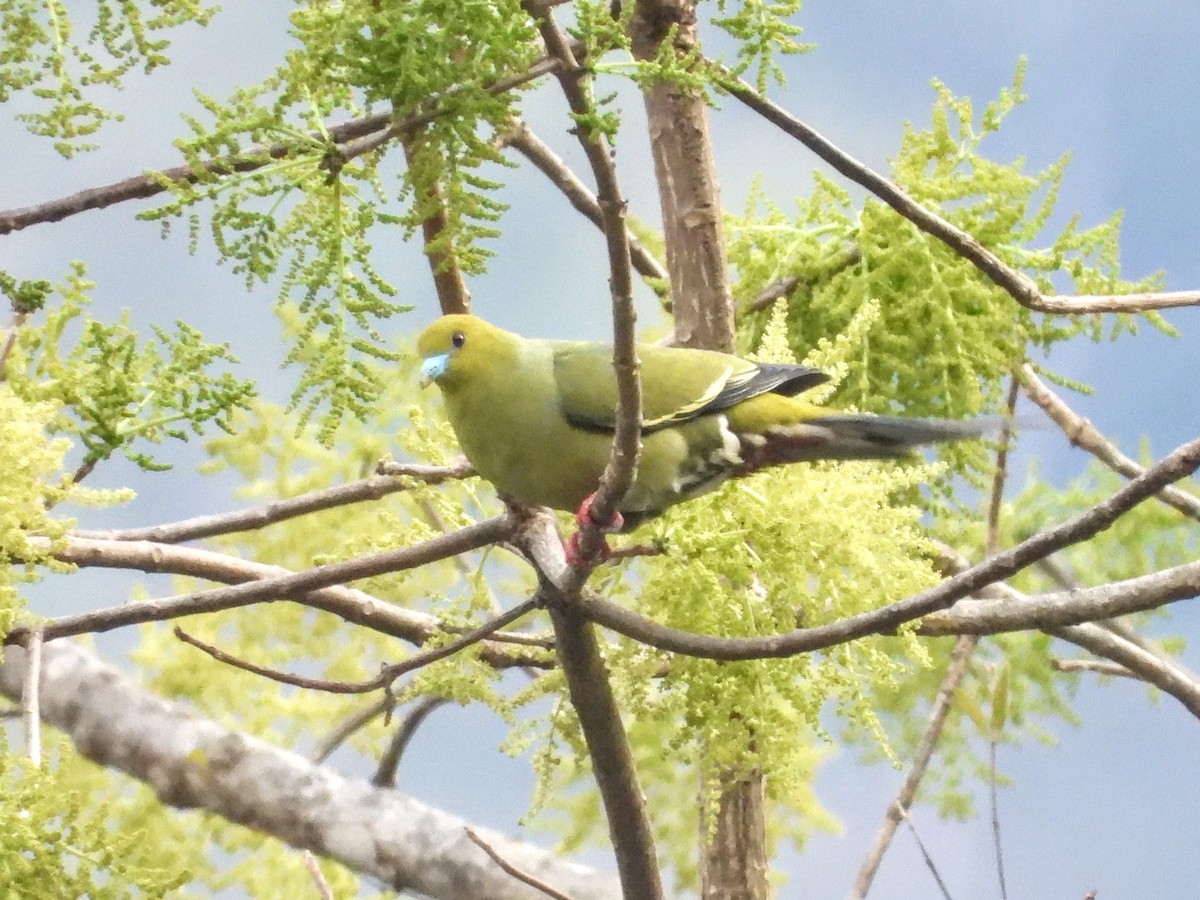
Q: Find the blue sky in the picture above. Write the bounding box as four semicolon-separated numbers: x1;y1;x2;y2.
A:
4;2;1199;897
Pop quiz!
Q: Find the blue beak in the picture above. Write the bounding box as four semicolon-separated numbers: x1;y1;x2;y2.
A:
419;353;450;387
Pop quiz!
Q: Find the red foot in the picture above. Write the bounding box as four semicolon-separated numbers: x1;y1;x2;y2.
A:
564;492;626;568
575;492;625;533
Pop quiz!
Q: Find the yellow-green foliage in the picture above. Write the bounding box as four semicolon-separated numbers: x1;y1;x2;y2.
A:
0;387;71;641
0;0;216;156
0;737;191;897
733;67;1164;485
6;264;254;473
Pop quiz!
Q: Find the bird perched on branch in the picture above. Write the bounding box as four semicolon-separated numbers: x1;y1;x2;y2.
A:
418;314;992;565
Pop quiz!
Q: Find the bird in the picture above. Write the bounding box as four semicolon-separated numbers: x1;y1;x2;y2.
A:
417;314;993;564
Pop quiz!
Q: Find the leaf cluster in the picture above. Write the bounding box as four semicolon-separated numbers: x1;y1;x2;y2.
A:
5;264;255;472
0;0;215;155
0;736;191;897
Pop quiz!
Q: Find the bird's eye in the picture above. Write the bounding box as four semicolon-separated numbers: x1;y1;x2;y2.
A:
451;331;466;349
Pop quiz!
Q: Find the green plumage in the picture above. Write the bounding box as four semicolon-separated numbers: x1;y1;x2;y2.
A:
417;315;991;526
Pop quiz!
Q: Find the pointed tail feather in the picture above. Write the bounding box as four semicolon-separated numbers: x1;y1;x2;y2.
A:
743;414;1002;466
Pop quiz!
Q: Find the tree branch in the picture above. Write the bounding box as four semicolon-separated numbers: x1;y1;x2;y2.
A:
523;1;642;565
8;520;554;673
0;57;562;235
71;460;475;544
1019;364;1200;522
497;118;669;293
466;827;577;900
579;435;1200;659
516;508;664;900
175;599;540;695
719;73;1200;316
0;641;620;900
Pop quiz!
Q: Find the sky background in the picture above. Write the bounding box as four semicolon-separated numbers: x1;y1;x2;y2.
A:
4;2;1199;898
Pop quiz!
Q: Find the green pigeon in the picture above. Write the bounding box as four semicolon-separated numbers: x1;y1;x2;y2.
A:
418;314;991;562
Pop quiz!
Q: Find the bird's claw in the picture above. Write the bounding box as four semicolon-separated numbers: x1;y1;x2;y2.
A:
565;493;624;568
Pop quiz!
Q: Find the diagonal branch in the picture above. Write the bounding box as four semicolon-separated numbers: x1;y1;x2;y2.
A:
580;435;1200;659
0;58;562;235
719;73;1200;317
497;118;669;292
175;599;539;695
6;519;548;665
71;460;475;544
522;2;642;565
1018;364;1200;522
0;641;620;900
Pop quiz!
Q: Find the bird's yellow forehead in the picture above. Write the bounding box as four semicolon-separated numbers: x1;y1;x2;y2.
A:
417;314;476;356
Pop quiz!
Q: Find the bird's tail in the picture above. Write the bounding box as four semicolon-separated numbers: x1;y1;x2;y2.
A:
741;413;1001;466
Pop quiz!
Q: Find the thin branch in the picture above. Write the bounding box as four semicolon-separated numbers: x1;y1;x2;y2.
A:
302;851;336;900
918;560;1200;636
0;310;29;380
6;518;543;656
990;735;1008;900
497;118;669;292
175;599;540;695
901;808;955;900
71;460;474;543
466;827;576;900
740;246;863;316
523;1;642;570
581;436;1200;659
25;532;545;651
373;696;451;788
1019;364;1200;522
1051;658;1137;679
851;635;976;898
311;696;393;764
932;542;1200;720
516;508;664;900
0;58;562;235
22;627;43;765
718;73;1200;317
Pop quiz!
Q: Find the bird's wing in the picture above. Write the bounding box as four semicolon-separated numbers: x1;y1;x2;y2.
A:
552;341;829;432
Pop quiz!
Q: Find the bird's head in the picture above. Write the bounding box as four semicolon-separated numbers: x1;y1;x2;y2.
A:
417;314;513;390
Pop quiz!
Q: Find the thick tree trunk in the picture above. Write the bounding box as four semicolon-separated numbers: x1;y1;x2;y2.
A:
629;2;766;896
631;0;735;353
701;769;770;900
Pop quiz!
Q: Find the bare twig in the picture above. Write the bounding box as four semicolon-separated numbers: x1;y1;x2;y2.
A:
851;636;975;898
990;735;1008;900
740;247;863;316
373;696;451;788
175;598;540;695
72;460;475;543
932;542;1200;721
901;808;955;900
0;58;562;235
301;851;336;900
1051;658;1137;679
311;696;393;764
719;73;1200;317
523;1;642;572
853;389;1017;898
21;627;43;765
1019;364;1200;522
498;119;669;292
581;436;1200;659
466;827;576;900
0;310;29;380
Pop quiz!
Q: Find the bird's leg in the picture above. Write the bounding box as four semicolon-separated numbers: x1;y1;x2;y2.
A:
564;492;625;568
